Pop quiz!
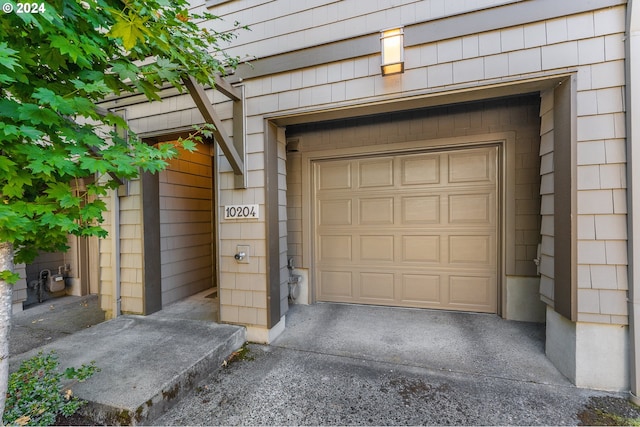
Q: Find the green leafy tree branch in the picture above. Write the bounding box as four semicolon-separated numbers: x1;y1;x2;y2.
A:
0;0;246;416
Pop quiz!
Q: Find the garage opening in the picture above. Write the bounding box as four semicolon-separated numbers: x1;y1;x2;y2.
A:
285;94;542;318
313;146;498;312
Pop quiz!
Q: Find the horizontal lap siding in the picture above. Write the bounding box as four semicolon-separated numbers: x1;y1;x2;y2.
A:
197;0;518;59
159;144;214;306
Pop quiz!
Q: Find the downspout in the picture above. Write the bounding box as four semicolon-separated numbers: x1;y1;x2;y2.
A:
111;188;121;318
626;0;640;404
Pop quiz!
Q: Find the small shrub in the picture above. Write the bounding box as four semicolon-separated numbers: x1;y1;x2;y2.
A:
3;351;99;426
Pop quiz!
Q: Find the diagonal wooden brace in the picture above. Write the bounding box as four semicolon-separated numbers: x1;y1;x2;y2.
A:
214;75;242;101
183;76;245;183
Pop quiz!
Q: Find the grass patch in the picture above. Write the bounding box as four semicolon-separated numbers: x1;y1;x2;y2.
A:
578;397;640;426
222;342;254;367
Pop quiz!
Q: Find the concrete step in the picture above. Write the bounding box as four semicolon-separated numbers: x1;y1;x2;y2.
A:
10;315;245;425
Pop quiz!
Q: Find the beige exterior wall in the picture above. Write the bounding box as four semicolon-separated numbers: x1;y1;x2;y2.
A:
286;155;303;271
217;138;268;328
96;0;631;366
99;180;145;318
539;89;555;306
98;192;113;317
119;180;144;314
574;41;629;325
210;1;627;327
98;145;215;317
113;86;269;328
195;0;519;60
277;128;289;316
159;144;214;306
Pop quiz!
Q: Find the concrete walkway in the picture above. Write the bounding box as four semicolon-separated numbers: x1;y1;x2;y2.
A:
9;297;635;425
11;294;106;356
9;291;244;425
275;303;561;385
156;303;627;426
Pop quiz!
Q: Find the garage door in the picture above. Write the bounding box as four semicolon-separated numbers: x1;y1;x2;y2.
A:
314;146;499;313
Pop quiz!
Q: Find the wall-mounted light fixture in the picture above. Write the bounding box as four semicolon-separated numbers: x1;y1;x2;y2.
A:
380;27;404;76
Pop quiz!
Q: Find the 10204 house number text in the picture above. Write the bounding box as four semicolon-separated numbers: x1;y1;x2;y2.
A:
224;204;259;220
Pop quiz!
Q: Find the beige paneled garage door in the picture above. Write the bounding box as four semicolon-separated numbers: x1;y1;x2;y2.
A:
314;146;499;313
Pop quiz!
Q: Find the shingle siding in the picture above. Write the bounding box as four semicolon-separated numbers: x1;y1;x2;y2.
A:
216;3;628;325
96;1;631;342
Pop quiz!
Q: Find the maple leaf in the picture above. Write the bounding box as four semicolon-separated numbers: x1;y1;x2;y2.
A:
108;13;150;50
49;35;83;63
0;42;20;71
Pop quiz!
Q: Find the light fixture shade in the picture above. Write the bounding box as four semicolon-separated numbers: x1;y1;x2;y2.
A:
381;27;404;76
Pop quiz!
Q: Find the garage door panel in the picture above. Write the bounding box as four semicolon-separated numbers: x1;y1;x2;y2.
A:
359;159;394;188
448;150;495;184
449;193;494;224
359;197;394;225
402;274;441;304
359;272;395;300
449;275;495;312
317;162;352;190
315;146;498;314
401;155;440;185
360;235;394;262
319;271;353;298
401;235;440;263
318;199;352;225
401;195;440;224
319;235;352;262
448;235;493;265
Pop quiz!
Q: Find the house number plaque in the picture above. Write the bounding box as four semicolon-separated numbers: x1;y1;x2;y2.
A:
224;204;259;219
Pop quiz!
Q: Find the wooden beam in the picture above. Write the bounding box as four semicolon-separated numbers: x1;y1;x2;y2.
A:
214;75;242;101
183;76;244;177
232;85;246;189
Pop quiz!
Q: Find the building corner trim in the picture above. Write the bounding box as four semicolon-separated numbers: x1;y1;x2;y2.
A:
627;0;640;401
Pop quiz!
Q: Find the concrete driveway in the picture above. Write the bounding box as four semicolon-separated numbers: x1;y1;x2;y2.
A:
156;303;622;426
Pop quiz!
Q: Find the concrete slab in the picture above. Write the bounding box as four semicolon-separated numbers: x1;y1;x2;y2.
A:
273;303;568;386
9;293;245;425
156;303;621;425
10;298;598;425
156;343;612;426
11;294;106;356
